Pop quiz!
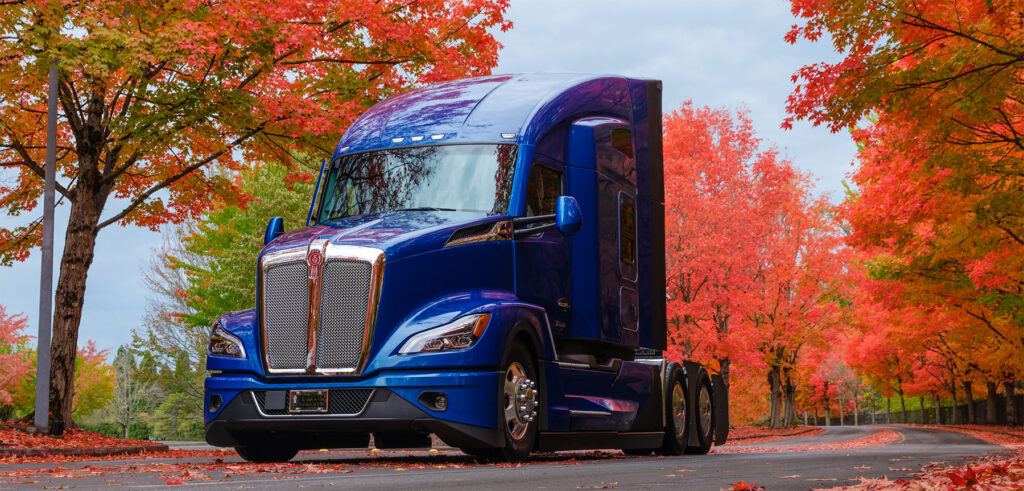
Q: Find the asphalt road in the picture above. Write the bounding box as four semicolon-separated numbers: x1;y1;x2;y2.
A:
0;425;1006;490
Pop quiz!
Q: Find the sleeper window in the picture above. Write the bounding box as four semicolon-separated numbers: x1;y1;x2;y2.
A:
525;164;561;217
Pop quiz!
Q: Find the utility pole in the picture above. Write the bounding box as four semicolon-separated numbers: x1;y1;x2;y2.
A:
34;60;58;432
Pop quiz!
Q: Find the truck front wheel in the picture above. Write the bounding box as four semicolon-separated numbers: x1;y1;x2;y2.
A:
461;342;539;463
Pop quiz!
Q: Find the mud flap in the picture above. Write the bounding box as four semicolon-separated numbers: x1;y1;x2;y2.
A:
711;373;729;445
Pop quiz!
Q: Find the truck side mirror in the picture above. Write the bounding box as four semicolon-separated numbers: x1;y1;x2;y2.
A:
264;217;284;245
555;196;582;236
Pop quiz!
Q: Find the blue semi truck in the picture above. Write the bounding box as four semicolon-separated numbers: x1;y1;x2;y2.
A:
204;74;729;462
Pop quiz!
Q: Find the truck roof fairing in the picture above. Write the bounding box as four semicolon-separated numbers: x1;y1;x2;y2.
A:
334;74;640;156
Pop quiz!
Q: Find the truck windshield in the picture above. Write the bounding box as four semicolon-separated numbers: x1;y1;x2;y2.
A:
316;144;517;222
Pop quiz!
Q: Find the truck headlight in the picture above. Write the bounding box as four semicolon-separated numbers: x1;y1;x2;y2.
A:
208;322;246;358
398;314;490;354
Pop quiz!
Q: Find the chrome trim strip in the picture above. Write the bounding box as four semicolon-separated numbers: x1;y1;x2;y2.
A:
555;361;591;369
258;243;385;376
248;389;375;418
306;239;329;374
569;410;612;417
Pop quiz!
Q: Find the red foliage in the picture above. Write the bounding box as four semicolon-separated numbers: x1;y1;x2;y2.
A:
0;306;31;407
0;425;160;450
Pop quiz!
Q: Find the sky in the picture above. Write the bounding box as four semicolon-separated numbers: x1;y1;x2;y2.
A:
0;0;856;354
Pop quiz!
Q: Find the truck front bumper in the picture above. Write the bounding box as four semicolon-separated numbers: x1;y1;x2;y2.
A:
204;369;503;450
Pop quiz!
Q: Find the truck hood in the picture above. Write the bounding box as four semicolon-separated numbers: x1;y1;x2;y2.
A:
261;211;500;261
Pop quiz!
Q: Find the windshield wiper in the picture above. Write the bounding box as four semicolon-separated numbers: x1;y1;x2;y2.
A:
392;207;457;212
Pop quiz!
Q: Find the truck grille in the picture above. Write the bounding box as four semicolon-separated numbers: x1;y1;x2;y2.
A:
317;260;373;371
263;261;309;370
259;244;384;375
252;389;373;416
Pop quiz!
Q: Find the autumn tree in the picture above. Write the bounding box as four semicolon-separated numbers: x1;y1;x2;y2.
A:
0;0;510;424
663;103;771;423
0;305;32;418
787;0;1024;423
663;102;846;427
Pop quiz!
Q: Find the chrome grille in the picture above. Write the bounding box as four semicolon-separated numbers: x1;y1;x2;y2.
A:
263;261;309;370
316;260;372;371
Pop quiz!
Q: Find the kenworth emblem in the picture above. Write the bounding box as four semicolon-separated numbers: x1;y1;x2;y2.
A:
307;249;323;280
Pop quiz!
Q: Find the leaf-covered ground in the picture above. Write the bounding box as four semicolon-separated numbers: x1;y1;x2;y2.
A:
722;425;825;445
0;423;160;450
830;451;1024;490
0;449;630;485
714;428;902;454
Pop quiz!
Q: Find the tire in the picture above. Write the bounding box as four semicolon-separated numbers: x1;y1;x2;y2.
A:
656;367;689;456
460;342;539;463
685;373;714;455
235;443;299;463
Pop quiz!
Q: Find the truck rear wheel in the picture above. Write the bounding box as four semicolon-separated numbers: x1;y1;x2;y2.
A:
656;368;689;456
461;342;538;463
235;443;298;463
685;373;714;455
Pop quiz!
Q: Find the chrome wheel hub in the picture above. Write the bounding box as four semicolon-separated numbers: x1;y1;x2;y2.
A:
698;385;712;436
671;382;686;439
503;362;538;440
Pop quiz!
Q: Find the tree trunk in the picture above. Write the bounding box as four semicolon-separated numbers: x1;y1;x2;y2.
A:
919;395;927;424
964;380;975;424
933;392;941;425
768;366;782;429
887;397;892;424
853;391;859;426
823;381;831;425
951;380;959;424
899;391;907;423
813;407;819;426
986;382;999;425
1004;381;1017;427
49;183;108;425
782;368;797;428
838;389;844;426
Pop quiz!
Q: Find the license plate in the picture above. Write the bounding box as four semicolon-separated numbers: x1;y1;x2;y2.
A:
288;389;328;413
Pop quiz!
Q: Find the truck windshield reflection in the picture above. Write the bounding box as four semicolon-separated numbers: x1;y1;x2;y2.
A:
317;144;517;223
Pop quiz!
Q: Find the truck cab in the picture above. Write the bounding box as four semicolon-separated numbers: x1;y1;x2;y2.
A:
204;74;728;462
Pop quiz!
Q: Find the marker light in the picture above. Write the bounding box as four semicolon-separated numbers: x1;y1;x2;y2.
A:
399;314;490;354
208;322;246;358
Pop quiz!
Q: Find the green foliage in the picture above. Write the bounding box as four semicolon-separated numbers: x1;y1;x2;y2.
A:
152;393;204;441
80;421;122;438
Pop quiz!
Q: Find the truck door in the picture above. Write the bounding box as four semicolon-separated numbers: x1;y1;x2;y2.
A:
515;159;571;335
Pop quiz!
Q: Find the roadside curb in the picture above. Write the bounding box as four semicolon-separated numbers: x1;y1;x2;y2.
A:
0;443;169;458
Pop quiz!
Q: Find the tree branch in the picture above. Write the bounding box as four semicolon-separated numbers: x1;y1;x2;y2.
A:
97;121;275;230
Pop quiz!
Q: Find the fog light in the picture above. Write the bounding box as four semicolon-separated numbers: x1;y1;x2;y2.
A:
418;391;448;411
209;394;223;413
